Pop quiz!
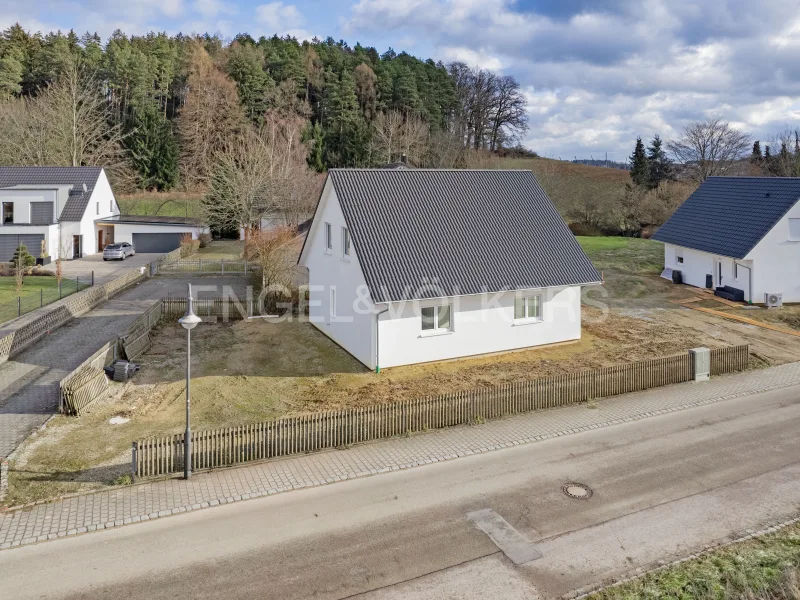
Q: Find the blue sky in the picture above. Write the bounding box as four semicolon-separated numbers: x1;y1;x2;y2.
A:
3;0;800;159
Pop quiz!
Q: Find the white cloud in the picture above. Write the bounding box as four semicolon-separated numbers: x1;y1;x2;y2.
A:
255;2;303;32
438;47;504;71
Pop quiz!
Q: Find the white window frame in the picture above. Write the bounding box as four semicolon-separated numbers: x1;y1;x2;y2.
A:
96;202;99;215
676;253;684;264
514;294;543;324
420;304;452;336
341;226;351;259
324;222;332;252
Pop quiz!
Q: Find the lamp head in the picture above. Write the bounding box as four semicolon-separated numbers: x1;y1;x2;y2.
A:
178;312;201;330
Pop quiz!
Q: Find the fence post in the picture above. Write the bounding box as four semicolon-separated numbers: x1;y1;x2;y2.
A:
131;442;137;483
0;459;8;504
59;279;62;299
221;259;225;275
92;271;95;287
17;296;20;317
40;288;43;307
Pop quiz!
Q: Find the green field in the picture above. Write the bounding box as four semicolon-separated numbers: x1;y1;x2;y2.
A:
117;192;203;218
577;236;664;274
0;276;90;323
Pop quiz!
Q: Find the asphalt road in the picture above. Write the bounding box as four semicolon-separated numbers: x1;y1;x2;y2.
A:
3;384;800;600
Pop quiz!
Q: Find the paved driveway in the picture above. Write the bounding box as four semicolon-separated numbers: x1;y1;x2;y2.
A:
41;253;163;285
0;276;249;458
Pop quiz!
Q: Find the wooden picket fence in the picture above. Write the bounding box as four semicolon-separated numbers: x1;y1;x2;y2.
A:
161;298;249;319
132;344;749;478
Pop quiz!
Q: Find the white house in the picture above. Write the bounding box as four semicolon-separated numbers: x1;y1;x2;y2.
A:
652;177;800;304
0;166;205;262
298;168;602;370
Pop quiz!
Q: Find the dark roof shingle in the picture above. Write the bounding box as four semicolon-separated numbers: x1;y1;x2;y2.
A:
652;177;800;258
328;169;601;303
0;166;103;222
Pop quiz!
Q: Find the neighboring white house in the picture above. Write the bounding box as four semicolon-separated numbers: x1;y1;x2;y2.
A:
0;167;205;261
652;177;800;304
298;168;602;370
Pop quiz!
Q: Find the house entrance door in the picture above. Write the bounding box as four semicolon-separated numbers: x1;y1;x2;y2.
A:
98;230;104;252
73;235;82;259
714;258;723;288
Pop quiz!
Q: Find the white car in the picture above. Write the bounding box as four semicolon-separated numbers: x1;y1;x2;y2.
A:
103;242;136;261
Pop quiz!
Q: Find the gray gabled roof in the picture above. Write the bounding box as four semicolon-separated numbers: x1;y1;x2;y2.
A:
652;177;800;259
326;169;601;303
0;166;103;222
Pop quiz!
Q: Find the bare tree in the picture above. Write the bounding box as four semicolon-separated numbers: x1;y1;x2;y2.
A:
489;76;528;151
203;111;320;236
246;226;298;292
764;128;800;177
0;61;127;178
667;117;751;182
177;50;246;188
371;110;404;164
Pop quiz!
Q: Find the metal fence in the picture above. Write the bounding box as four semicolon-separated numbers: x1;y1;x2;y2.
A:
157;259;249;275
0;273;94;324
132;344;750;478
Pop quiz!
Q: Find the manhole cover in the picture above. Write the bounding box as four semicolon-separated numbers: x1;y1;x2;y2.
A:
562;483;593;500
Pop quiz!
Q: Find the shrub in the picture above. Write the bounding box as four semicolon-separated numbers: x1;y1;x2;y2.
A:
569;222;604;236
11;245;35;268
198;232;212;248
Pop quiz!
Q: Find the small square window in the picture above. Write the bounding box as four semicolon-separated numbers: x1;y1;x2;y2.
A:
515;295;543;322
342;227;351;257
676;255;684;264
421;305;451;333
324;222;332;251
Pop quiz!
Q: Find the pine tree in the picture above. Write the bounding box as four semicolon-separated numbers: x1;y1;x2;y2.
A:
629;137;650;187
647;135;673;189
125;102;179;190
751;140;762;160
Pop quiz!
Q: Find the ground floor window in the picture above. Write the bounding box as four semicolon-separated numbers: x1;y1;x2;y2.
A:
421;304;451;332
2;202;13;224
514;295;542;321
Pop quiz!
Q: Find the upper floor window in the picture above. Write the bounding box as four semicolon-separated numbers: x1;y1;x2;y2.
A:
789;218;800;241
421;304;451;332
514;295;542;322
342;227;351;257
2;202;13;224
96;202;99;215
325;222;332;251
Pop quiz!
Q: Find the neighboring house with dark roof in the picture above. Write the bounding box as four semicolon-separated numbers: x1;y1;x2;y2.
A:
298;169;602;370
652;177;800;303
0;167;206;262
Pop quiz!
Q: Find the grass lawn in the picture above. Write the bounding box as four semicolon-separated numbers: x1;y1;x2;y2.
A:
587;522;800;600
196;240;245;260
117;191;203;218
0;275;89;324
577;236;664;274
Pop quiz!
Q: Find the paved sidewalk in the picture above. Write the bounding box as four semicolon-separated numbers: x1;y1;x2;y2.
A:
2;361;800;550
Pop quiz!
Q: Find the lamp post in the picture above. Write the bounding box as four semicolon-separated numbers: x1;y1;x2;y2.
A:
178;283;201;480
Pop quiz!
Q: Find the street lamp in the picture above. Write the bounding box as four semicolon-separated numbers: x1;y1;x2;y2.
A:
178;283;202;480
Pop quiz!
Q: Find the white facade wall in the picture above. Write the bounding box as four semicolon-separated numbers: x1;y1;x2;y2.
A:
745;199;800;303
80;170;118;256
302;180;377;368
113;223;205;245
376;287;582;369
664;243;753;302
0;189;60;225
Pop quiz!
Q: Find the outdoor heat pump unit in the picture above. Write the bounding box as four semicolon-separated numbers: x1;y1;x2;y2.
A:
765;293;783;308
